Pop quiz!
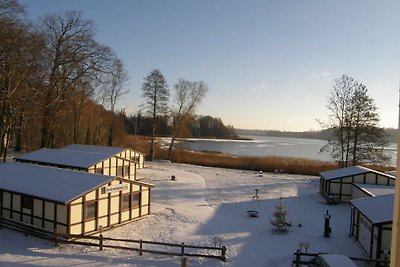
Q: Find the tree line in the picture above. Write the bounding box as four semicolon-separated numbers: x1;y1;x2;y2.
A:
0;1;236;161
236;128;396;143
0;0;130;161
123;113;237;140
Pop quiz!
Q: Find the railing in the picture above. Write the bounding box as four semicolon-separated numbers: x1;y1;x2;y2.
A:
0;218;227;262
292;250;390;267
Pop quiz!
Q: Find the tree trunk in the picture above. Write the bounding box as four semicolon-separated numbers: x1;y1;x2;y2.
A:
108;118;114;147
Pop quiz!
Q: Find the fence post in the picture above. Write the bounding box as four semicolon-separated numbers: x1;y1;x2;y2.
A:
294;249;301;267
139;239;143;256
54;229;58;247
181;242;185;256
221;246;227;262
99;234;103;251
181;256;188;267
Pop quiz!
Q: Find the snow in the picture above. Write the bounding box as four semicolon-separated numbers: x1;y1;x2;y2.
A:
0;161;368;266
350;194;394;224
0;162;113;204
354;183;394;197
61;144;127;155
320;165;372;180
15;148;115;169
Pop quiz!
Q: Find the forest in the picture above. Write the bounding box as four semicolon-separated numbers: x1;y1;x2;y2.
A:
0;0;236;160
236;128;397;143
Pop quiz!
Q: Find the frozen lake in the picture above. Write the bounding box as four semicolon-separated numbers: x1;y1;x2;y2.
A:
175;135;396;165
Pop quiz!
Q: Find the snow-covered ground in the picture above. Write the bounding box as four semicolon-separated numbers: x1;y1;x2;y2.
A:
0;161;368;266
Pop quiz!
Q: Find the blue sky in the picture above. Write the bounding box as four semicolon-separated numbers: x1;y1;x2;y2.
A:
20;0;400;131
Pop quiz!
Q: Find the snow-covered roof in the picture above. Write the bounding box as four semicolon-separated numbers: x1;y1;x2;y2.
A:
61;144;131;156
320;165;393;181
15;148;111;169
350;194;394;224
0;162;114;204
318;254;357;267
354;183;395;197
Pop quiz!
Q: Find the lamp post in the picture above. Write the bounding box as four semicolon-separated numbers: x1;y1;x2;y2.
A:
324;210;331;238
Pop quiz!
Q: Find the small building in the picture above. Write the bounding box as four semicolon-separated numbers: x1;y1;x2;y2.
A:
14;145;145;181
319;166;395;202
0;162;152;236
62;144;145;169
352;183;394;200
349;194;393;262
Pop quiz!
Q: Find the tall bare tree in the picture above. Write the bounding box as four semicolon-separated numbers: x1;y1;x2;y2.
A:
320;74;388;166
37;11;112;148
105;59;128;146
141;69;169;160
0;0;42;160
167;79;208;160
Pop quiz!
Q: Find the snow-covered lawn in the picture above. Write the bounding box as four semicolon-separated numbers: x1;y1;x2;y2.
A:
0;161;367;266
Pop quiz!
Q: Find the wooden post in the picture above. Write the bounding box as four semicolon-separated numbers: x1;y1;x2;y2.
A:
139;239;143;256
181;242;185;256
294;249;301;267
221;246;227;261
99;234;103;251
181;256;188;267
390;90;400;267
54;229;58;247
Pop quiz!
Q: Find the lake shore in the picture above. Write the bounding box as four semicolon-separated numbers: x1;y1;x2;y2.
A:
155;148;394;177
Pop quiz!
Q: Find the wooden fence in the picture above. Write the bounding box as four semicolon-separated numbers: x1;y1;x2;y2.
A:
0;218;227;262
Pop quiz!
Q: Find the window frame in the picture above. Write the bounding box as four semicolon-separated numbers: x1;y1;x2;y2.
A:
131;191;141;209
116;166;123;177
121;193;130;211
21;195;33;210
84;200;97;221
95;167;103;174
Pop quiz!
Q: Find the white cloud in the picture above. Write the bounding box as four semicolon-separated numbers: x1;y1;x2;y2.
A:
309;71;331;79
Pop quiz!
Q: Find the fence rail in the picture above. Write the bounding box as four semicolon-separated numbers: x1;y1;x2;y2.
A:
292;250;390;267
0;218;226;262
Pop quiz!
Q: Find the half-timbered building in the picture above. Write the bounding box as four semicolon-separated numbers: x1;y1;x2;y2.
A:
14;145;145;181
319;166;395;203
0;162;152;236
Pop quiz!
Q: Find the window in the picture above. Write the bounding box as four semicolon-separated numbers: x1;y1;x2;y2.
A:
132;192;141;208
121;193;130;211
116;166;123;177
95;168;103;174
130;155;140;162
123;165;130;177
22;196;33;210
85;201;96;221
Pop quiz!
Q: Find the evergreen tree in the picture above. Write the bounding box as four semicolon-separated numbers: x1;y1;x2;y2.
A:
141;69;169;160
271;196;289;230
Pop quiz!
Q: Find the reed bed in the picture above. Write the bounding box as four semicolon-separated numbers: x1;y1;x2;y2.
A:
122;136;395;176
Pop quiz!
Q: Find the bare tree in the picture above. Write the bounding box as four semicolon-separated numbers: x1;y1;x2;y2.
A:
105;59;129;146
141;69;169;160
37;11;112;147
167;79;208;160
0;0;42;160
0;0;24;20
320;74;388;166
